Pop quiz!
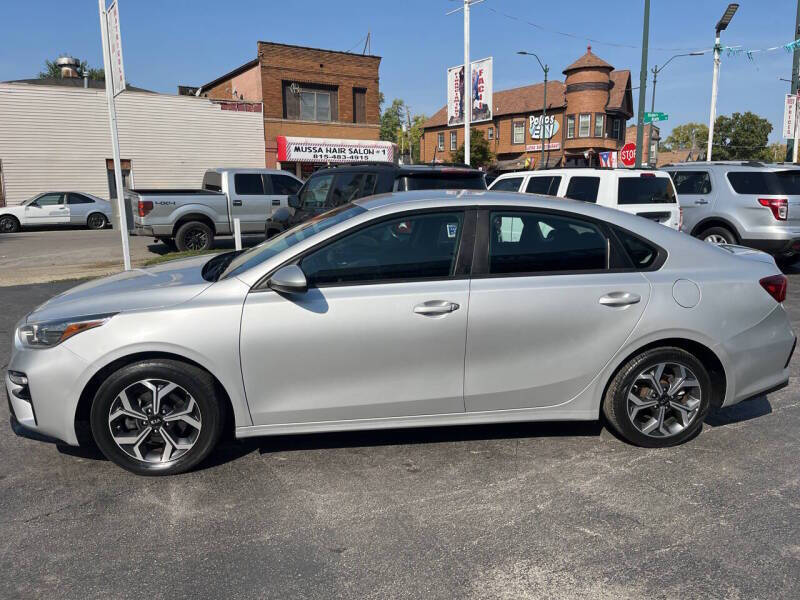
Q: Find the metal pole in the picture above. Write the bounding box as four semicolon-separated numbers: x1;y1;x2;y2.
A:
98;0;131;270
463;0;471;165
787;1;800;161
707;30;721;162
646;66;657;166
540;67;548;170
634;0;650;168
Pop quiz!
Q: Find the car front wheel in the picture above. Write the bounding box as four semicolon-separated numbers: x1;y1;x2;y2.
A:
90;359;223;475
602;347;712;448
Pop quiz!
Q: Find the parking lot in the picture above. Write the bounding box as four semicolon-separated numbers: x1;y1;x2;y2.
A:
1;268;799;599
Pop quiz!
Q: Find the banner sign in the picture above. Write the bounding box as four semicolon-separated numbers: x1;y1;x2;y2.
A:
106;0;126;97
447;57;493;125
529;115;559;140
526;142;561;152
599;151;619;168
276;136;395;164
783;94;798;139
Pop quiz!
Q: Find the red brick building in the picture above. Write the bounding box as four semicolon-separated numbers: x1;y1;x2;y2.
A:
195;42;394;178
421;47;634;171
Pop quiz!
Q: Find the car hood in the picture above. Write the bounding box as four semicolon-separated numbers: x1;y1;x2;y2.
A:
27;255;214;323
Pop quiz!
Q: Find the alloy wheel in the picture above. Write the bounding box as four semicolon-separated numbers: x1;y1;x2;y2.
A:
704;234;729;245
108;378;202;463
184;228;208;250
0;217;17;233
88;214;106;229
626;362;702;438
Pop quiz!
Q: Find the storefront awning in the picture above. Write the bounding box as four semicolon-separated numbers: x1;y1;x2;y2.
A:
276;136;396;164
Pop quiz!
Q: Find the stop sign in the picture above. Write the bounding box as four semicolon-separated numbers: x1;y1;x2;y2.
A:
620;143;636;167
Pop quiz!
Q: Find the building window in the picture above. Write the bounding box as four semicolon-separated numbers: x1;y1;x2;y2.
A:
611;118;622;141
566;115;575;139
353;88;367;124
513;121;525;144
594;114;605;138
487;126;494;140
450;131;457;151
649;142;657;165
437;132;445;151
578;114;591;138
283;82;338;122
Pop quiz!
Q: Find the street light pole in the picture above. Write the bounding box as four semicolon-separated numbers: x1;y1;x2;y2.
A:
786;0;800;162
517;51;549;169
707;3;739;162
634;0;650;169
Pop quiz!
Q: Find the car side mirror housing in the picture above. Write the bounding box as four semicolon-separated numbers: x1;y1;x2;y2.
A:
268;265;308;294
287;194;302;209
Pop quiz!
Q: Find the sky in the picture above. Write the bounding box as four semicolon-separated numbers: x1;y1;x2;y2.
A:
1;0;798;144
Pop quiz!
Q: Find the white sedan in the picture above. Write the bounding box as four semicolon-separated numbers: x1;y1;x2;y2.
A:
0;192;113;233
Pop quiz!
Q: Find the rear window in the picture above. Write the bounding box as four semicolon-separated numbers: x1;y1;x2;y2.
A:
565;177;600;203
202;171;222;192
618;176;676;205
525;176;561;195
490;177;524;192
727;171;783;195
402;174;486;191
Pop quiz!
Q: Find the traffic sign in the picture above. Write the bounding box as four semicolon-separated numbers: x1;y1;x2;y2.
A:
620;143;636;167
644;112;668;123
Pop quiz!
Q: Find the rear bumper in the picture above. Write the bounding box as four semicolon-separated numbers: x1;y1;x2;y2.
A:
741;237;800;256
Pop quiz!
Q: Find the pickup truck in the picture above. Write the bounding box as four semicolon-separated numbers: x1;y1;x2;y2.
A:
130;168;303;251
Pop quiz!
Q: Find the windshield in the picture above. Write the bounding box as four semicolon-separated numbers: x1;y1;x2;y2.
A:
219;203;367;280
617;176;676;205
402;174;486;191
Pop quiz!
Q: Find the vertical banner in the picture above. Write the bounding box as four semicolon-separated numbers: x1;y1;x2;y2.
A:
106;0;126;97
783;94;798;139
447;57;493;125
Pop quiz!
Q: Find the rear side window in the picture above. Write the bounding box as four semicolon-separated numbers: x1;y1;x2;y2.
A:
270;175;302;196
615;227;660;269
618;176;676;204
774;170;800;194
669;171;712;195
489;211;608;274
727;172;783;195
234;173;265;195
68;193;94;204
403;174;486;191
565;177;600;203
330;172;378;206
202;171;222;192
490;177;524;192
525;176;561;195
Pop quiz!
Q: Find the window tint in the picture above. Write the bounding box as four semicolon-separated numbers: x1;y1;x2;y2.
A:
34;193;63;207
490;177;523;192
299;174;334;208
615;228;659;269
271;175;302;196
774;170;800;194
565;177;600;202
235;174;265;195
330;172;378;206
669;171;712;195
727;171;783;195
68;193;94;204
525;176;561;195
618;177;676;204
202;171;222;192
301;212;464;286
404;174;485;191
489;211;607;274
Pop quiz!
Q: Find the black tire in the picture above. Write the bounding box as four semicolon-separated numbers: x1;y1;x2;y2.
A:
697;226;736;245
602;347;712;448
90;359;223;476
175;221;213;251
265;227;281;240
0;215;20;233
86;212;108;230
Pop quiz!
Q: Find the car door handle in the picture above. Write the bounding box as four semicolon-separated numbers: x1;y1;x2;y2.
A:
272;199;281;206
414;300;460;315
599;292;641;307
694;199;709;205
232;200;243;206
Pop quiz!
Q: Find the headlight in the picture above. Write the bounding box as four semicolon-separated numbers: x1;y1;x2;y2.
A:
17;313;116;348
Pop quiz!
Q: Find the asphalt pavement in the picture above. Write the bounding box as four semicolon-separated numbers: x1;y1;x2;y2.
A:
1;277;800;599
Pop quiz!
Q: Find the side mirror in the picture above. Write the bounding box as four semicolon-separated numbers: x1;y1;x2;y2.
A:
268;265;307;294
287;194;302;209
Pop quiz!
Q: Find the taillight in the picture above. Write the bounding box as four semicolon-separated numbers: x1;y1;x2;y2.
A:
760;274;787;303
138;200;153;217
758;198;788;221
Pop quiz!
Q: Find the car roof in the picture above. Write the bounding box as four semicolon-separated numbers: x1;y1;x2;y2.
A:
493;168;669;178
308;163;484;177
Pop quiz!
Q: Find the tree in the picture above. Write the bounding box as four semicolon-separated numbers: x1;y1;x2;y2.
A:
380;98;427;162
39;58;104;80
452;129;495;168
767;142;787;162
663;122;708;151
712;111;773;160
380;98;404;143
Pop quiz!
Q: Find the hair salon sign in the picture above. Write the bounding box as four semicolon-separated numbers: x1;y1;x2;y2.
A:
277;136;395;163
529;115;559;140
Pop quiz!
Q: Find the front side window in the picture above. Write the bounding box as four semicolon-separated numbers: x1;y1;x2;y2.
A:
450;131;457;151
300;89;332;121
329;173;378;206
33;193;63;207
489;211;608;274
513;121;525;144
68;193;94;204
437;132;445;151
299;174;334;208
565;177;600;202
490;177;523;192
669;171;712;195
578;114;591;138
300;211;464;286
271;175;302;196
594;114;605;138
235;173;265;195
566;115;575;139
618;176;676;205
525;176;562;196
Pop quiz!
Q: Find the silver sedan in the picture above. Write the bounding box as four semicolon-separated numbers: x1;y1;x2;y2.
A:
5;191;796;475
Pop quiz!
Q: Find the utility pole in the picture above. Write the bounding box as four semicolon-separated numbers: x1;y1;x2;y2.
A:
634;0;650;168
406;109;414;164
517;51;549;169
787;1;800;162
707;4;739;162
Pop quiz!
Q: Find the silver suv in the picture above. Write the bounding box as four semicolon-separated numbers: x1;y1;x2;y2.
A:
665;161;800;263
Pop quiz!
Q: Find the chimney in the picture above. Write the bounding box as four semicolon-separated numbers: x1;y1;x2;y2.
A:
56;56;81;78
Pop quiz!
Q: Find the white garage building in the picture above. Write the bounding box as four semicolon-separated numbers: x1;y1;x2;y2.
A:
0;79;266;208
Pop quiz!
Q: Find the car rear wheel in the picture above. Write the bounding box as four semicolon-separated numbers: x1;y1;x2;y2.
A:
87;212;108;230
90;359;223;475
602;347;712;448
175;221;213;251
698;226;736;245
0;215;20;233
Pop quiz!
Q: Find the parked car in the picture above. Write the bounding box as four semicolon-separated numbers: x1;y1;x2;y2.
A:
665;161;800;265
6;190;794;475
130;168;303;251
489;168;681;230
264;163;486;237
0;192;112;233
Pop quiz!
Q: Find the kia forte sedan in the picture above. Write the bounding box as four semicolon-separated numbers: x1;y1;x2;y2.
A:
5;191;795;475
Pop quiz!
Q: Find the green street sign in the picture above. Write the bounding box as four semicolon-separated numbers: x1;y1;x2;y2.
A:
644;111;668;123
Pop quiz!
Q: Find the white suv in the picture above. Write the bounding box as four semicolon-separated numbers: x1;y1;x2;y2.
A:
489;168;681;230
